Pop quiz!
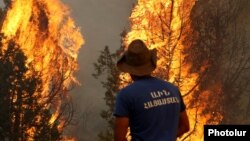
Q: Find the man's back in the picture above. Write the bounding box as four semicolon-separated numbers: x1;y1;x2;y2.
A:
114;76;186;141
114;39;189;141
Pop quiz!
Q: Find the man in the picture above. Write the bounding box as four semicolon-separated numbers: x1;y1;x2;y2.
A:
114;39;190;141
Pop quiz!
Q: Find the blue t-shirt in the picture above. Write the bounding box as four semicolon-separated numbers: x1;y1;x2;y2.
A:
114;76;186;141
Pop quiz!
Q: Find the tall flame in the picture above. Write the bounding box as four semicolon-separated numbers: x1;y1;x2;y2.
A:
1;0;84;139
122;0;222;140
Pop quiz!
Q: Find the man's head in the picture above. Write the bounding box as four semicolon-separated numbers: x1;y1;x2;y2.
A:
117;39;157;76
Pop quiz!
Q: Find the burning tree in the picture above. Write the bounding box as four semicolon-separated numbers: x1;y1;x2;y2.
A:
94;0;201;140
188;0;250;124
0;0;84;140
95;0;250;141
122;0;206;140
0;36;60;140
124;0;250;140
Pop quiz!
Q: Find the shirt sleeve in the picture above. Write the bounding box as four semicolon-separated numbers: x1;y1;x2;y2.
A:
113;91;130;117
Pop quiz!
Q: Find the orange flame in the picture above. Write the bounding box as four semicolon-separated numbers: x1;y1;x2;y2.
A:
123;0;222;140
1;0;84;139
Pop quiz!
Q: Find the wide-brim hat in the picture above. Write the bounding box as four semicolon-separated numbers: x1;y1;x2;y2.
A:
117;39;157;76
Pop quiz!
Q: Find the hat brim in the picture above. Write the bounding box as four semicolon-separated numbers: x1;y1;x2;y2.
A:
117;49;157;76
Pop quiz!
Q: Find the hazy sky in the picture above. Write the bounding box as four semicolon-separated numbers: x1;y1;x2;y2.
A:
61;0;135;140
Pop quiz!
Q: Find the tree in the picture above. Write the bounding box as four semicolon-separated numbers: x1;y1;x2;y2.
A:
0;0;78;140
94;0;199;140
93;30;127;141
187;0;250;124
124;1;250;140
0;36;61;140
93;44;124;141
123;1;202;140
94;0;250;141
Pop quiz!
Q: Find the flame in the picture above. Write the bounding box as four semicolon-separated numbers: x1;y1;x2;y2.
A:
61;137;76;141
122;0;222;140
1;0;84;139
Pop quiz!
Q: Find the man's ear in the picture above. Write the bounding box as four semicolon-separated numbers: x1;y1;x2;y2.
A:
151;48;157;67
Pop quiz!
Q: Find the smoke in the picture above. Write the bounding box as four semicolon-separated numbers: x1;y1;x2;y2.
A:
61;0;136;140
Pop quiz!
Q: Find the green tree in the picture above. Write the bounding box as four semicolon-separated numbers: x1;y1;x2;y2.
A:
93;45;122;141
93;33;126;141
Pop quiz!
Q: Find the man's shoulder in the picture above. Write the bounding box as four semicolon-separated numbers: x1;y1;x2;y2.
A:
125;77;179;90
154;77;178;87
119;83;137;94
153;78;181;93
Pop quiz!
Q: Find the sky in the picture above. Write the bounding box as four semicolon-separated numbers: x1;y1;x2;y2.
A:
61;0;136;140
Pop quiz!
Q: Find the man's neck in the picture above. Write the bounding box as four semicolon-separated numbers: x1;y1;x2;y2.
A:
130;74;152;81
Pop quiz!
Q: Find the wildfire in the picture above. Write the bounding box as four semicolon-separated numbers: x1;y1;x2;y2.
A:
122;0;222;140
1;0;83;140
